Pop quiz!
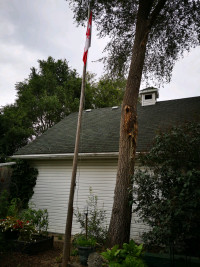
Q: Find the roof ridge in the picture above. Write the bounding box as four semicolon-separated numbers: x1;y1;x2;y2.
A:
157;95;200;103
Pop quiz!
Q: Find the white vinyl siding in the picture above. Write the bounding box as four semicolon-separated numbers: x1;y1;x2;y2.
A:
30;158;146;242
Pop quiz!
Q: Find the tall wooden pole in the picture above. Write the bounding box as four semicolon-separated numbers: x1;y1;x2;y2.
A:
62;62;87;267
62;6;91;266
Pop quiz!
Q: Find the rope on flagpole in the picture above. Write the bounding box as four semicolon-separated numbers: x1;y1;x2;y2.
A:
75;0;91;209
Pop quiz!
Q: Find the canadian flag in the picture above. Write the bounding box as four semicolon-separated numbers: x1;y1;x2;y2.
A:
83;11;92;65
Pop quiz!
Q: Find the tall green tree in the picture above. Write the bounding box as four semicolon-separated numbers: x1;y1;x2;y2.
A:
89;75;126;108
67;0;200;247
0;57;125;161
0;105;32;162
14;57;126;137
15;57;84;136
0;57;84;161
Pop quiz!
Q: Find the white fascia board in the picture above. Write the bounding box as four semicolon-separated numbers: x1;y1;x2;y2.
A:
11;152;120;160
11;152;142;160
0;162;16;167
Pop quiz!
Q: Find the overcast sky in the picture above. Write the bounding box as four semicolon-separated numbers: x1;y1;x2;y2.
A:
0;0;200;108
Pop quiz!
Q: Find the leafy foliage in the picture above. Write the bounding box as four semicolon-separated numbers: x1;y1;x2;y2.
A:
101;240;146;267
89;75;125;108
14;57;125;138
0;190;9;219
0;57;125;161
15;57;84;137
74;234;96;247
10;160;38;208
68;0;200;83
0;192;49;246
74;188;108;244
7;198;22;217
18;221;38;241
132;122;200;255
20;205;49;234
0;216;43;242
0;201;49;242
0;106;32;162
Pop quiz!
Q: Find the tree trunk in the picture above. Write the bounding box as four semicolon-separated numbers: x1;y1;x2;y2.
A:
107;0;153;247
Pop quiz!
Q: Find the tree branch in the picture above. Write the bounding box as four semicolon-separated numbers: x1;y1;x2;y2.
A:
148;0;167;29
140;0;166;46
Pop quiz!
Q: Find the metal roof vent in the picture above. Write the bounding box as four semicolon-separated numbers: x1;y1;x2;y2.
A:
85;109;92;112
112;106;119;110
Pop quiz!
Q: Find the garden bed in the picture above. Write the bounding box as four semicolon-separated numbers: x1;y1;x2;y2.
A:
13;235;54;254
143;252;200;267
0;241;64;267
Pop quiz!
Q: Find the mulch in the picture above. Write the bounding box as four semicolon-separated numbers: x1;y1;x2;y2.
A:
0;241;82;267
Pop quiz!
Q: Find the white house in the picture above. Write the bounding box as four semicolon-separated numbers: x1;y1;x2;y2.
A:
13;89;200;242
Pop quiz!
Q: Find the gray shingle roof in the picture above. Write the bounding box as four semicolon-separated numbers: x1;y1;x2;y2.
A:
15;96;200;155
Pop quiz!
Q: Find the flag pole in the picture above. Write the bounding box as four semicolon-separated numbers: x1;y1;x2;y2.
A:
62;5;91;267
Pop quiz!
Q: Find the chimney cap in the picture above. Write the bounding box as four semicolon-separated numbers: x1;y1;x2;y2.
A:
139;87;159;98
139;87;159;106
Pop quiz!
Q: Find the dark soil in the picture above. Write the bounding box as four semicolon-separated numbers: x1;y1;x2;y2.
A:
0;241;81;267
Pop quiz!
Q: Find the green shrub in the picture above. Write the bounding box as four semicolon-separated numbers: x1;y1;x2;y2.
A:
20;204;48;234
10;160;38;208
0;190;9;219
0;216;37;242
132;122;200;255
74;187;108;245
74;234;96;247
18;222;37;241
7;198;22;217
101;240;146;267
0;196;49;244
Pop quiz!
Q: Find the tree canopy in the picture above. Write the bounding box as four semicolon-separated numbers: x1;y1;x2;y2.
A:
14;57;125;136
15;57;84;136
0;57;125;161
0;105;33;162
89;75;126;108
68;0;200;83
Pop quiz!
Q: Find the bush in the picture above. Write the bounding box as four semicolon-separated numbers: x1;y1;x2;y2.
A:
0;190;9;219
101;240;146;267
74;188;108;245
0;205;49;242
132;122;200;255
20;204;48;234
7;198;22;217
0;216;37;241
10;160;38;208
0;194;49;244
74;234;96;247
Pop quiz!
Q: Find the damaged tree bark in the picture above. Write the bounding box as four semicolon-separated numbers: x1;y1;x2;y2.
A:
107;0;154;247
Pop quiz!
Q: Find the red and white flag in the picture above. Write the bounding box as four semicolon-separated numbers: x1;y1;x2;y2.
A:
83;11;92;65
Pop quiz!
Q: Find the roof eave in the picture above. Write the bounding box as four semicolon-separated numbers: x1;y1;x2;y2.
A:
11;152;143;160
0;162;16;167
11;152;120;160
